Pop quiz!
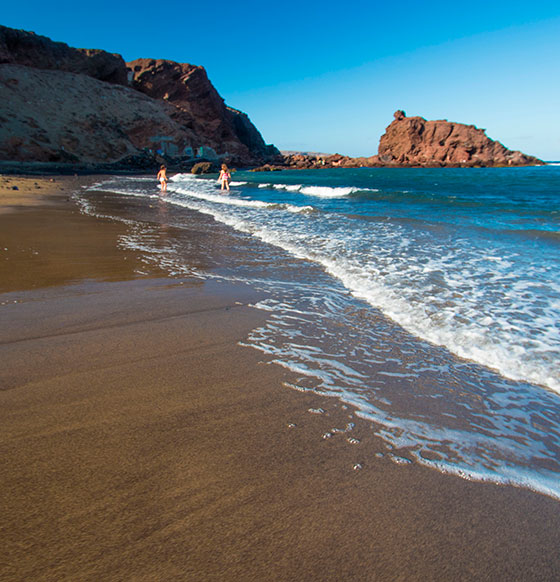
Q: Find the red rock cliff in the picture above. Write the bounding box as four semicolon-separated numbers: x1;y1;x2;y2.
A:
377;110;544;167
127;58;280;165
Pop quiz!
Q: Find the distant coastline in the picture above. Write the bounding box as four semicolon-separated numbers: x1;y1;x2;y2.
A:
0;26;546;174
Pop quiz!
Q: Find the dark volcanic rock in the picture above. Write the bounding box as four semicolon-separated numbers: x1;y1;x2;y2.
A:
191;161;218;174
127;58;280;165
377;110;544;167
226;106;280;160
278;152;380;170
0;25;128;85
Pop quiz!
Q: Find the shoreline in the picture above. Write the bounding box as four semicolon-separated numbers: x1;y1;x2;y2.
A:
1;175;560;581
0;159;550;180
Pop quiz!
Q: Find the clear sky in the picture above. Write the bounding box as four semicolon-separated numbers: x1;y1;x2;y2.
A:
3;1;560;159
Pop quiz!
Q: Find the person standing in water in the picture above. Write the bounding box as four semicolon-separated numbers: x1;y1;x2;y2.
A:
157;165;168;194
218;164;231;192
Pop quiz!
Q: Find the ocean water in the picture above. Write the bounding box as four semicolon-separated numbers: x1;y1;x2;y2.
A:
79;166;560;499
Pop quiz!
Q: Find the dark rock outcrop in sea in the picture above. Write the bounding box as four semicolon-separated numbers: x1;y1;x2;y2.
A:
0;26;279;170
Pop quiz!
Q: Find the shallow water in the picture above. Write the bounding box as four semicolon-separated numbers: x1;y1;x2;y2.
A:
79;166;560;499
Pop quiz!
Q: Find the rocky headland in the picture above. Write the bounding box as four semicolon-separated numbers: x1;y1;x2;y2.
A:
0;25;280;172
376;110;543;167
266;111;544;171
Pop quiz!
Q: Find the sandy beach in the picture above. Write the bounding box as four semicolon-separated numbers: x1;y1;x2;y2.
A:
1;176;560;582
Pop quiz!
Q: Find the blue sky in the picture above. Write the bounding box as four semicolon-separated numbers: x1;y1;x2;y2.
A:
3;1;560;158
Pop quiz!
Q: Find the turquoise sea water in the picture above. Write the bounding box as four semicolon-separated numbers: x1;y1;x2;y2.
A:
81;165;560;499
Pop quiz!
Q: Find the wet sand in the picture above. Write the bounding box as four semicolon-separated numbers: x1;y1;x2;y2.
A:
1;176;560;581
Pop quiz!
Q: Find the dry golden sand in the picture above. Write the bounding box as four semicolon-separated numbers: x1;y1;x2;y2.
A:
1;176;560;581
0;175;79;213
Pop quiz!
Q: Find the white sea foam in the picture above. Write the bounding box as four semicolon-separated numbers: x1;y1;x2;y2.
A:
273;184;302;192
171;183;314;214
316;255;560;393
265;183;379;197
299;185;359;198
173;186;271;209
169;172;196;182
162;174;560;394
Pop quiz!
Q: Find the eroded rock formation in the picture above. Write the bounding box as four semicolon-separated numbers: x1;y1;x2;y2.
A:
127;59;279;165
377;110;543;167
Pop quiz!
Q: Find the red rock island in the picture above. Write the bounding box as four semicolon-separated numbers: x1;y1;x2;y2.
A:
264;111;544;171
377;110;544;167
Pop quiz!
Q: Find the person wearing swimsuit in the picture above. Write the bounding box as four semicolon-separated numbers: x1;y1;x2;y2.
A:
218;164;231;192
157;165;168;194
